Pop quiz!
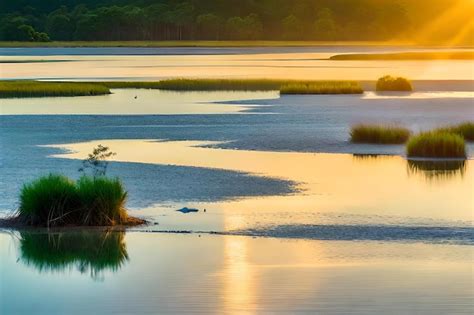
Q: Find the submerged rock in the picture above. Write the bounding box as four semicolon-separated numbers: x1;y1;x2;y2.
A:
177;207;199;214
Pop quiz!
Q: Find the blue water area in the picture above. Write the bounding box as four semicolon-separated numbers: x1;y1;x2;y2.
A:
1;92;473;212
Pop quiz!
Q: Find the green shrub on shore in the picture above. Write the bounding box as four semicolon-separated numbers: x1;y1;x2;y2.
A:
102;79;364;94
0;81;110;98
17;174;134;227
350;124;411;144
280;81;363;94
406;132;466;158
434;122;474;141
376;75;413;92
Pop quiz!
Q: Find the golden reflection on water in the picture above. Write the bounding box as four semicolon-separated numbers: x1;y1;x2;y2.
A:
1;54;474;80
223;236;256;314
48;139;474;223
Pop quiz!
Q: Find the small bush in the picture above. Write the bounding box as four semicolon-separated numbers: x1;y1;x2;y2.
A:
406;132;466;158
17;174;132;227
376;75;413;92
434;122;474;141
350;124;411;144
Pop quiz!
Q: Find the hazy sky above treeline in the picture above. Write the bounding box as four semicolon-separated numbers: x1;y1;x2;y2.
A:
0;0;472;44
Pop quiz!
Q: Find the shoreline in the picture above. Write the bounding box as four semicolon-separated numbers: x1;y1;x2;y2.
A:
0;40;422;48
0;216;147;231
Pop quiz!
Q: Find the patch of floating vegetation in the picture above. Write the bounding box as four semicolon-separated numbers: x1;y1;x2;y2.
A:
0;81;110;98
6;174;144;227
329;51;474;60
18;231;128;279
101;79;364;94
406;132;466;159
407;160;466;180
350;124;411;144
434;122;474;142
376;75;413;92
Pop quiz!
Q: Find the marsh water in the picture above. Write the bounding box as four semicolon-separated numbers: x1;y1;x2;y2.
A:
1;47;473;314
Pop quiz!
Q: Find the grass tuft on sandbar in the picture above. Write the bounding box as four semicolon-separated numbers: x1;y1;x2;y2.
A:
406;132;466;158
16;174;141;227
433;122;474;141
350;124;411;144
376;75;413;92
0;81;110;98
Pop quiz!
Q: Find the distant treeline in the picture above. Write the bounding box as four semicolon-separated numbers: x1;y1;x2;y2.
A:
0;0;466;42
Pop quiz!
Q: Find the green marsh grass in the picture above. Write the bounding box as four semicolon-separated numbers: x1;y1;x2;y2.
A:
406;132;466;158
280;81;363;94
350;124;411;144
17;174;133;227
102;79;364;94
0;81;110;98
434;122;474;141
19;231;128;278
376;75;413;92
330;51;474;60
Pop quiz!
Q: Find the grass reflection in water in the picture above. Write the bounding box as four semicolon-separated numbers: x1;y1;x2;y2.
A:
18;230;128;280
407;160;467;181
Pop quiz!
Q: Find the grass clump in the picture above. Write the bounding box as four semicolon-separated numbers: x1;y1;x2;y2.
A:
406;132;466;158
434;122;474;141
17;174;137;227
376;75;413;92
350;124;411;144
280;81;363;94
0;81;110;98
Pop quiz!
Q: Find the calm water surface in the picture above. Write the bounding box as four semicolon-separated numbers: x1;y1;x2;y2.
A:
1;47;473;314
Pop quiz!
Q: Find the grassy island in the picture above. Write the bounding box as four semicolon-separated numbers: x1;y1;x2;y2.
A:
0;81;110;98
376;75;413;92
350;124;411;144
406;132;466;158
102;79;364;94
9;174;144;227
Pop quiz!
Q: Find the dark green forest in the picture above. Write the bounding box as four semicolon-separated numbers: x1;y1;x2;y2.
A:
0;0;467;42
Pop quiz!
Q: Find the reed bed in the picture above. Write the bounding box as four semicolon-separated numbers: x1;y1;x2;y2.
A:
0;81;110;98
16;174;138;227
350;124;411;144
406;132;466;158
280;81;363;94
103;79;364;94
